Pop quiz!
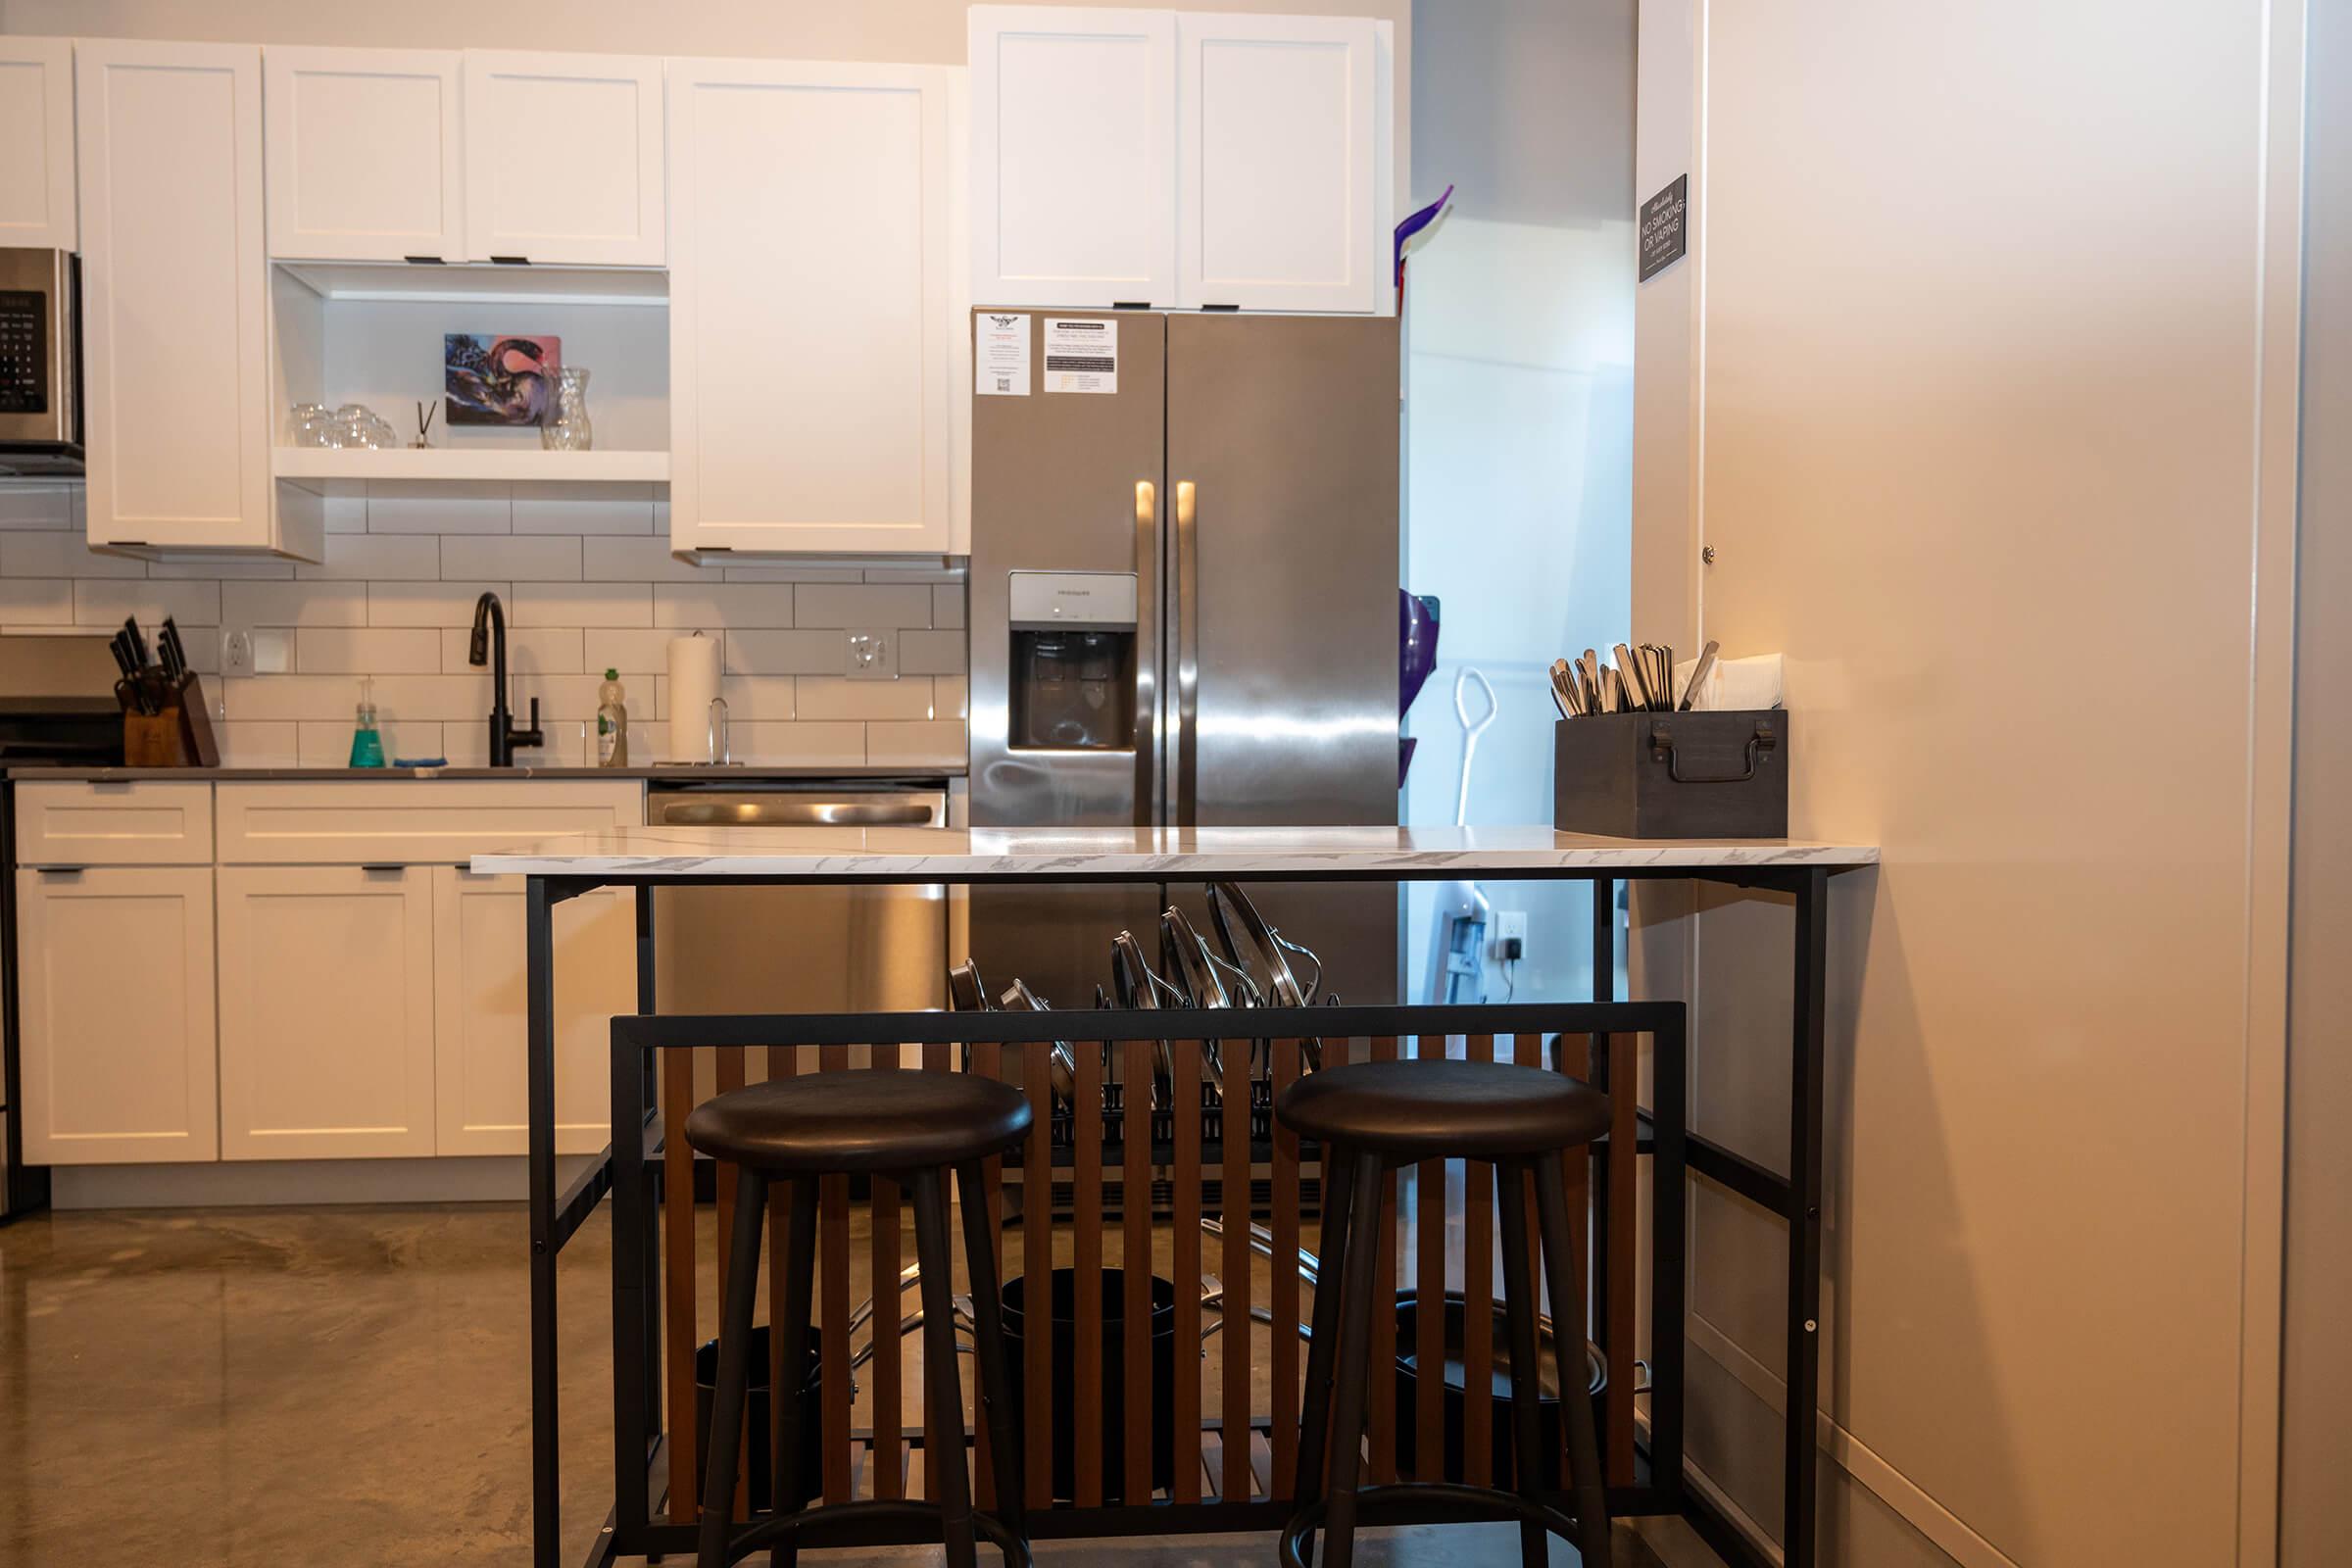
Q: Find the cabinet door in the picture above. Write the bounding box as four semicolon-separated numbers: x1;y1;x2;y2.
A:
432;868;635;1157
669;58;953;554
1174;14;1377;313
0;36;75;249
968;6;1175;308
75;40;272;550
462;51;663;266
264;47;464;262
17;867;218;1165
216;864;436;1159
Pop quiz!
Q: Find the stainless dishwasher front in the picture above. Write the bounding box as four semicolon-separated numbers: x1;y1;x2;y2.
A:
647;781;951;1098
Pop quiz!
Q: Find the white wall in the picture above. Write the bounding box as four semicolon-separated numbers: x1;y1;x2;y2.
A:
2282;0;2352;1560
1635;3;2303;1566
1399;0;1634;1004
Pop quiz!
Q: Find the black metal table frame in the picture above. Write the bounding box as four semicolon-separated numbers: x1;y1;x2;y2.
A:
521;862;1839;1568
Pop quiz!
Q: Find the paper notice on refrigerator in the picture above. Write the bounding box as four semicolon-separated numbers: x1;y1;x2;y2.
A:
1043;318;1118;393
976;313;1030;396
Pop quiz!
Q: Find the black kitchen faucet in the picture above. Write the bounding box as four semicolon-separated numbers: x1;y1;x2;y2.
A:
468;591;544;766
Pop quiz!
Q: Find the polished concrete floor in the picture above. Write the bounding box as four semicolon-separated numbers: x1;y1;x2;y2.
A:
0;1202;1728;1567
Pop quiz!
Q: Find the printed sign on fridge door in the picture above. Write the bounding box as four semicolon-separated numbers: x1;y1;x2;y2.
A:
977;313;1031;395
1043;318;1118;394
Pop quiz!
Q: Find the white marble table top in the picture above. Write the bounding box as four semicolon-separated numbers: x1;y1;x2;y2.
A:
471;824;1878;881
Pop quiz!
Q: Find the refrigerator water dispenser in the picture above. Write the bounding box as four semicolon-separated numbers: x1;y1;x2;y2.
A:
1007;571;1138;751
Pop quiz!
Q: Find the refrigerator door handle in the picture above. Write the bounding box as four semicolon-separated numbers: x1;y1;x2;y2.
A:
1174;478;1200;829
1134;478;1160;829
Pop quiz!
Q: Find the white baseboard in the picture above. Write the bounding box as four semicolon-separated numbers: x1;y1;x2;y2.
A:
1683;1311;2019;1568
49;1153;606;1209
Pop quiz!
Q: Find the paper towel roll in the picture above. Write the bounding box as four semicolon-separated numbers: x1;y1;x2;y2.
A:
667;634;720;762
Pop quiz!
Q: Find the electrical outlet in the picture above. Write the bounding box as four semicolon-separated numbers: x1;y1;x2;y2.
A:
220;628;252;675
845;629;897;680
1496;910;1529;945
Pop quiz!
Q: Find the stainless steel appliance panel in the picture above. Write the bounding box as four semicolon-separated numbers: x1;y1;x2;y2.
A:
0;249;81;472
969;310;1167;832
648;785;949;1099
1165;313;1399;826
1166;313;1401;1002
969;311;1169;1006
969;882;1167;1015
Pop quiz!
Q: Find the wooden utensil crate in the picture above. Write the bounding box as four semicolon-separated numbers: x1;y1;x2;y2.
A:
1552;710;1789;837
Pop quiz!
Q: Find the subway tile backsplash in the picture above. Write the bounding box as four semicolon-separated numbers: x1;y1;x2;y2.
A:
0;483;969;770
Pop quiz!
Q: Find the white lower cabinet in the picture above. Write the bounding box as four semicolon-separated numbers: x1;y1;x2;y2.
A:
15;867;219;1165
216;864;437;1160
432;868;633;1156
16;781;646;1173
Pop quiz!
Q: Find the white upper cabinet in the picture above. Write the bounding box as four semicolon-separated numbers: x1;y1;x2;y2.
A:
968;8;1389;313
463;51;664;267
668;58;954;555
0;37;76;249
264;47;464;262
76;40;304;555
969;6;1175;309
1174;14;1378;313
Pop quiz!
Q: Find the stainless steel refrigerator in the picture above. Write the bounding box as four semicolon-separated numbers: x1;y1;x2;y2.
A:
968;310;1400;1008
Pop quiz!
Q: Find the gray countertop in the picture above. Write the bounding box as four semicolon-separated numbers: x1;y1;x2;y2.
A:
6;764;961;783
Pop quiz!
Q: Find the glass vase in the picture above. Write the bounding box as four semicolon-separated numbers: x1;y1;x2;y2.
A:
540;368;594;452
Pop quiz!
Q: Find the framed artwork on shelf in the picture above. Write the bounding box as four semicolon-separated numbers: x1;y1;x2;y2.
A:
445;333;562;426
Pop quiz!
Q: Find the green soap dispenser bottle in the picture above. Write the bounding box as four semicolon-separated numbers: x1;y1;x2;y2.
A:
349;676;386;768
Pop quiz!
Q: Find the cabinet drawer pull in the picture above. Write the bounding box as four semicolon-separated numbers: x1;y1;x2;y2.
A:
37;865;86;877
360;863;406;876
403;254;446;265
488;255;532;266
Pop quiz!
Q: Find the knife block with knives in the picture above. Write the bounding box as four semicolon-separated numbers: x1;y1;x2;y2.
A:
112;616;220;768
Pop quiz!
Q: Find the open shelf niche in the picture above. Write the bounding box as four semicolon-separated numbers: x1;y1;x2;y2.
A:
269;261;670;497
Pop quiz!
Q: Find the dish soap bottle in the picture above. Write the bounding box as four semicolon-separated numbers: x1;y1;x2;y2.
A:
349;677;386;768
596;668;629;767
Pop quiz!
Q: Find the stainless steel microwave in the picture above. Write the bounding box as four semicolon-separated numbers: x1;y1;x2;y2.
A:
0;249;81;478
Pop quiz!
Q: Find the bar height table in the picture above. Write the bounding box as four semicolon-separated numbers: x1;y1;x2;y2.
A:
472;824;1878;1568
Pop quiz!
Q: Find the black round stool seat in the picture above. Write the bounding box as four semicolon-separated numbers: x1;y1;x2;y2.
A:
1275;1056;1608;1161
685;1069;1032;1174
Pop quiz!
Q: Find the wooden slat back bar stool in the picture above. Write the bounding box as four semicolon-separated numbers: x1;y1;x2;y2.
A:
1279;1056;1613;1568
687;1069;1035;1568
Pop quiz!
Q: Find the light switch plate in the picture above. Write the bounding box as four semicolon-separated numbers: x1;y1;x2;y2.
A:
845;630;897;680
